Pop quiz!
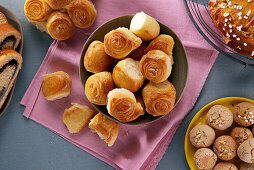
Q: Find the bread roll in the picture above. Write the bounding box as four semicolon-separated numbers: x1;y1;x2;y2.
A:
104;27;142;59
135;94;145;116
63;103;95;133
45;0;72;10
89;113;118;147
85;72;114;105
130;12;160;41
127;42;146;61
24;0;52;22
107;88;144;122
140;50;172;83
145;34;174;65
67;0;97;28
112;58;144;92
84;41;113;73
42;71;72;101
142;80;176;116
0;24;21;51
46;12;75;40
0;12;8;24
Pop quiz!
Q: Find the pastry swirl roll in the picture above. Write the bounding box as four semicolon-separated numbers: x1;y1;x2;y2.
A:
145;34;175;65
24;0;52;22
142;80;176;116
0;24;21;51
85;72;114;105
112;58;144;92
84;41;113;73
0;12;8;24
104;27;142;59
45;0;72;10
140;50;172;83
46;12;75;40
67;0;97;28
107;88;144;122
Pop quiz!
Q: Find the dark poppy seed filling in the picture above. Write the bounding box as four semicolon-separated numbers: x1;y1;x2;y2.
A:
0;36;17;50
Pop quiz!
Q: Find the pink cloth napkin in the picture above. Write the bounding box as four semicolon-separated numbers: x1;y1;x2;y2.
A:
21;0;219;169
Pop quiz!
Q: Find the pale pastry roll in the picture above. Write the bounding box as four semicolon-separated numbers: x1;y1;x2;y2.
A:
24;0;52;22
112;58;144;92
46;12;75;40
140;50;172;83
31;21;47;32
142;80;176;116
0;12;8;24
42;71;72;101
67;0;97;28
0;24;21;50
84;41;113;73
45;0;72;10
63;103;95;133
127;42;146;61
89;113;119;147
85;72;114;105
135;94;145;116
107;88;144;122
145;34;175;65
104;27;142;59
130;11;160;41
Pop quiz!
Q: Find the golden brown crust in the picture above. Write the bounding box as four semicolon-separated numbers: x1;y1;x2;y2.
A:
140;50;171;83
89;113;119;147
104;27;142;59
67;0;97;28
142;80;176;116
45;0;72;10
208;0;254;57
126;42;146;61
24;0;52;22
63;103;95;133
0;12;8;24
144;34;174;65
85;72;114;105
84;41;113;73
46;12;75;40
42;71;72;100
0;24;21;50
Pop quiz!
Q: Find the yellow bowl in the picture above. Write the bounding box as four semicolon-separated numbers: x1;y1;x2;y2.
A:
184;97;254;170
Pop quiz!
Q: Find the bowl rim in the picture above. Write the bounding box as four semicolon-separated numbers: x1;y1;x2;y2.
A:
79;14;189;125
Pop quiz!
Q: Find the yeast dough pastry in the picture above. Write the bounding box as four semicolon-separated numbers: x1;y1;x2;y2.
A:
45;0;72;10
0;24;21;51
0;49;22;109
0;12;8;24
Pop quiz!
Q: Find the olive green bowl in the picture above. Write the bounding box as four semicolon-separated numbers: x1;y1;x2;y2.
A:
0;5;24;116
79;15;188;125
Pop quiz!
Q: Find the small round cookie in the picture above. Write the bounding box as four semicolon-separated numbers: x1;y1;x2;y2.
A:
194;148;217;170
234;102;254;127
189;124;215;148
214;162;238;170
231;127;253;146
206;105;233;130
213;135;237;161
237;138;254;163
240;163;254;170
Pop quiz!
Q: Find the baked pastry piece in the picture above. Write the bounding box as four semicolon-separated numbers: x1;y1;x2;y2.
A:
208;0;254;57
140;50;172;83
127;42;146;61
104;27;142;59
142;80;176;116
46;12;75;40
234;102;254;127
144;34;174;65
194;148;217;170
42;71;72;101
0;12;8;24
85;72;114;105
130;12;160;41
63;103;95;133
89;113;119;147
84;41;113;73
45;0;72;10
67;0;97;28
107;88;144;122
214;162;238;170
230;127;253;146
112;58;144;92
0;49;22;109
0;24;21;51
237;138;254;163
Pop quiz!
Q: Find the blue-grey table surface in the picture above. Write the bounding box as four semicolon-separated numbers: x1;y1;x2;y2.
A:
1;0;254;170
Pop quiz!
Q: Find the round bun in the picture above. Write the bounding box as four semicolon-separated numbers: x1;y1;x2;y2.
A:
194;148;217;170
234;102;254;127
230;127;253;146
238;138;254;163
214;162;238;170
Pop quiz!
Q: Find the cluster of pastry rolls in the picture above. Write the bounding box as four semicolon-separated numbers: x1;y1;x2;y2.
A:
84;12;176;123
24;0;97;40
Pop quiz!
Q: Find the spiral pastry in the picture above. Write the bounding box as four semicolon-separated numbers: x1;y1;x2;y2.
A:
107;88;144;122
67;0;97;28
145;34;175;65
85;72;114;105
45;0;72;10
46;12;75;40
24;0;52;22
142;80;176;116
140;50;172;83
104;27;142;59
